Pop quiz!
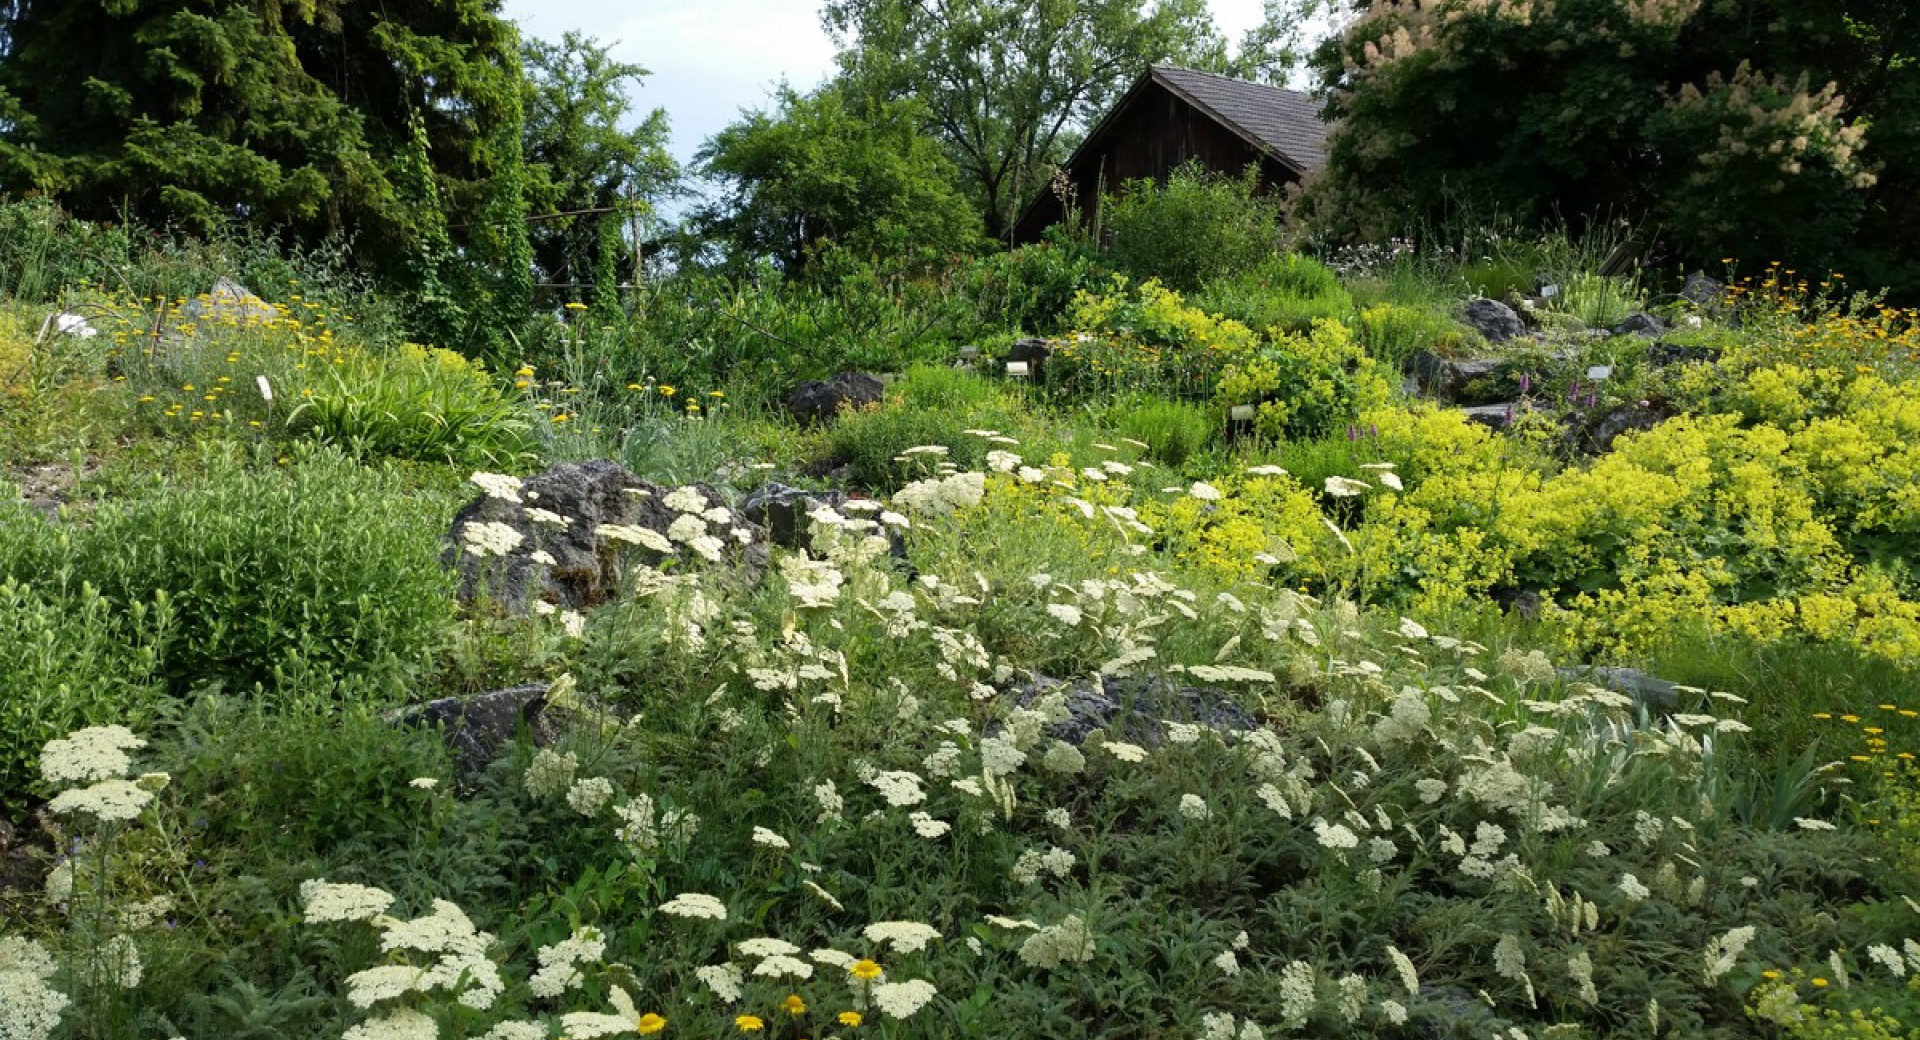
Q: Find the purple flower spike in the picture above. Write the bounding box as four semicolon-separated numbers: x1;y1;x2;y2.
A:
1519;373;1531;395
1347;424;1358;441
1587;393;1598;408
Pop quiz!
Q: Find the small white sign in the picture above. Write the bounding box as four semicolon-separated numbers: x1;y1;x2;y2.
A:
1586;365;1613;381
1229;405;1256;421
1005;361;1030;377
1540;284;1560;299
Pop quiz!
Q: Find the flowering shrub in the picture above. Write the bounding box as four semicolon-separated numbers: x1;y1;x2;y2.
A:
1214;319;1392;442
1052;278;1260;401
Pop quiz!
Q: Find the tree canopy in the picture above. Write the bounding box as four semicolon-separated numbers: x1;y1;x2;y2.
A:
0;0;526;294
696;83;982;276
822;0;1227;239
522;32;677;299
1306;0;1920;294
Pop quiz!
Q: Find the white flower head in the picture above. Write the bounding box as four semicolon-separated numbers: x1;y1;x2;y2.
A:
469;472;524;503
660;892;727;920
871;978;939;1019
865;921;941;954
39;726;146;786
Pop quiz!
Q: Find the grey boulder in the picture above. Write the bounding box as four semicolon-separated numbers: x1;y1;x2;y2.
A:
1461;298;1529;343
787;372;884;425
446;460;769;615
1010;674;1259;747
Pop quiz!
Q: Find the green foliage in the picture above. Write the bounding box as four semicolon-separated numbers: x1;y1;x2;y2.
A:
1193;252;1354;336
0;522;170;815
824;0;1226;236
63;446;456;697
168;699;456;858
1054;277;1262;400
285;345;535;468
1105;163;1284;292
829;401;990;492
1215;318;1392;441
101;291;533;467
697;84;983;275
0;0;528;310
521;32;678;299
1306;0;1920;298
1107;396;1216;466
1354;303;1480;368
956;236;1107;337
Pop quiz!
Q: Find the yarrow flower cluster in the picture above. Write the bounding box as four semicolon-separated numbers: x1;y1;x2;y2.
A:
1;937;71;1040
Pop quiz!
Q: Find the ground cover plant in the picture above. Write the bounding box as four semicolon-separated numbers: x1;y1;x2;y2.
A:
1;197;1919;1040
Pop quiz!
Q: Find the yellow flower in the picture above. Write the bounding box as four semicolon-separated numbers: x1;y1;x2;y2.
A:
782;995;807;1016
735;1015;765;1032
1762;970;1781;980
710;390;724;398
637;1013;667;1034
1812;978;1830;988
849;959;883;981
838;1011;863;1027
659;385;676;397
1813;713;1833;720
516;366;535;377
565;301;589;311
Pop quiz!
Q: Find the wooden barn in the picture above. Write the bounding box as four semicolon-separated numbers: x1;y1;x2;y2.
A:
1011;65;1330;244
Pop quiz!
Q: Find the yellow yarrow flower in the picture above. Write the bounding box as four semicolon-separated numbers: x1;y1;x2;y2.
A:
735;1014;765;1032
637;1013;667;1034
838;1011;863;1027
782;995;807;1016
849;959;883;981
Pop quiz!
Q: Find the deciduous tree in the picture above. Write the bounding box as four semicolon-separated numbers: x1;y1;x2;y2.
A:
822;0;1224;239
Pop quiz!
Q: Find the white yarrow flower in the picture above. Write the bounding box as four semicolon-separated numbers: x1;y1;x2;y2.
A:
660;892;728;920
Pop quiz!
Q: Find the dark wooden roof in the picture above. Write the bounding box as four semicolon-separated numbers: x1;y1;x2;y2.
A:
1145;66;1328;175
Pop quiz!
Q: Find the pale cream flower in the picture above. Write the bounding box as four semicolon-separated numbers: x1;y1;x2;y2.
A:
47;779;153;822
469;472;524;503
865;921;941;954
302;880;396;923
871;978;939;1018
39;726;145;786
342;1007;439;1040
660;892;728;920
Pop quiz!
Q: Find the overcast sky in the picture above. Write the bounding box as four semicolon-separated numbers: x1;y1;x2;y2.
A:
503;0;1278;170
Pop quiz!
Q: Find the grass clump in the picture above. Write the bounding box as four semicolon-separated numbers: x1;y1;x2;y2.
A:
1194;253;1355;336
1107;396;1215;466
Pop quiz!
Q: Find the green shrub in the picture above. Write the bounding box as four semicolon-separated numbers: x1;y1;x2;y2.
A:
1193;254;1355;336
1104;162;1282;292
1214;319;1393;442
0;576;170;816
892;363;1003;413
68;445;456;697
1108;396;1215;466
957;236;1105;336
1054;278;1261;401
1461;258;1534;301
1548;272;1644;329
1355;303;1482;368
164;698;455;857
